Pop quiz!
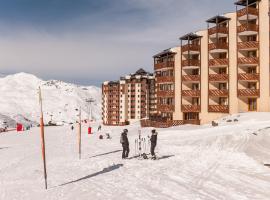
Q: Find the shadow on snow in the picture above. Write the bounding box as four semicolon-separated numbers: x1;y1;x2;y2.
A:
157;155;175;160
59;164;123;186
88;150;122;159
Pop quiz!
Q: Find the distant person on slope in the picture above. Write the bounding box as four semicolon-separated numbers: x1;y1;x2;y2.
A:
98;125;102;131
71;125;74;131
150;129;158;159
120;129;129;159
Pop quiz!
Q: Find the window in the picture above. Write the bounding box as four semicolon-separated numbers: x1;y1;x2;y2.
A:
219;68;226;74
247;51;257;58
219;83;227;90
247;35;256;42
192;83;199;90
184;113;199;120
192;98;199;105
248;98;257;111
218;53;227;59
248;82;257;89
219;97;227;105
248;67;256;74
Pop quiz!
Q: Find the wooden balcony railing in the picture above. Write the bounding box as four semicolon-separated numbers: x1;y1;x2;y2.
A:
157;90;174;97
209;89;228;97
157;104;174;112
209;74;229;82
182;90;200;97
238;57;259;65
208;27;228;36
237;24;259;33
238;89;260;97
209;58;229;67
182;75;200;82
237;7;259;18
208;42;228;51
182;59;200;67
181;105;201;112
156;76;174;83
238;41;259;50
181;44;200;52
208;105;229;113
238;73;259;81
154;61;175;70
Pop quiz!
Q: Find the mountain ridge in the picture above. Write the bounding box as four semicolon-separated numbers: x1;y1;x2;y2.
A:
0;72;102;128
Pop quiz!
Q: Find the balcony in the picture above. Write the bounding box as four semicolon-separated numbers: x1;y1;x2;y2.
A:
154;61;175;70
208;42;228;52
238;41;259;50
181;105;200;112
182;90;200;97
237;7;259;19
238;57;259;65
238;73;259;81
157;90;174;97
209;74;229;82
209;58;229;67
181;44;200;53
156;76;174;83
238;89;260;97
209;89;228;97
182;75;200;82
237;24;259;35
208;27;228;36
208;105;229;113
182;59;200;68
157;104;174;112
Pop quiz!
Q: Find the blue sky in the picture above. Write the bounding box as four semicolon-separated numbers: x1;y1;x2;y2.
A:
0;0;236;86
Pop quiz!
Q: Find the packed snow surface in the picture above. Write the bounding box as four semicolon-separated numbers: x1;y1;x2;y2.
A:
0;73;101;127
1;113;270;199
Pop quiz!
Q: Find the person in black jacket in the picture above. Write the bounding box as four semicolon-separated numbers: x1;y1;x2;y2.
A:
150;129;158;159
120;129;129;159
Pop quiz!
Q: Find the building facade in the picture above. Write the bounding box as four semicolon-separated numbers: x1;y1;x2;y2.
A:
142;0;270;127
102;69;155;126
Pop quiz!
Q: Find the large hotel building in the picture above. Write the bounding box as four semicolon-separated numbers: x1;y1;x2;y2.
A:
103;0;270;127
102;69;155;125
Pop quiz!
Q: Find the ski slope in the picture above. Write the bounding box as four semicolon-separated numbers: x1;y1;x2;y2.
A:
0;72;101;128
1;113;270;200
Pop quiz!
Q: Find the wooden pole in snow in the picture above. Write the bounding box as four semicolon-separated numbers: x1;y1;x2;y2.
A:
78;107;82;159
38;87;48;190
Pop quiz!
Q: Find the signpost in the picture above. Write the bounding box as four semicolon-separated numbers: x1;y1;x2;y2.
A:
78;107;82;159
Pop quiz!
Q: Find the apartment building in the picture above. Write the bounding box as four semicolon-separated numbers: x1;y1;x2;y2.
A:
142;0;270;128
102;69;155;126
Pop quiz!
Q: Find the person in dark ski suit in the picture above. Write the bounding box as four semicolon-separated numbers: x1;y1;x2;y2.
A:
98;125;102;131
150;129;158;158
120;129;129;159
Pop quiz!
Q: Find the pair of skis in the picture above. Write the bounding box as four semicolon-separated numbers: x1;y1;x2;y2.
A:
134;130;152;159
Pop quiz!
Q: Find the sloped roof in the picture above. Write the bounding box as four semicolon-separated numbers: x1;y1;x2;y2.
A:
206;15;230;24
179;33;202;41
235;0;260;6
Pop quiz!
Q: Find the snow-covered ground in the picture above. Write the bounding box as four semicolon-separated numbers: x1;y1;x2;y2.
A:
0;73;101;128
1;113;270;200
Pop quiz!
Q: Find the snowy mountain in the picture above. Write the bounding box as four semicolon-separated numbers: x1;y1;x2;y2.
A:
0;72;101;127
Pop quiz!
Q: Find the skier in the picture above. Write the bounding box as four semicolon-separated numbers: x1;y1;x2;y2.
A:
120;129;129;159
150;129;158;159
71;125;74;131
98;125;102;131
